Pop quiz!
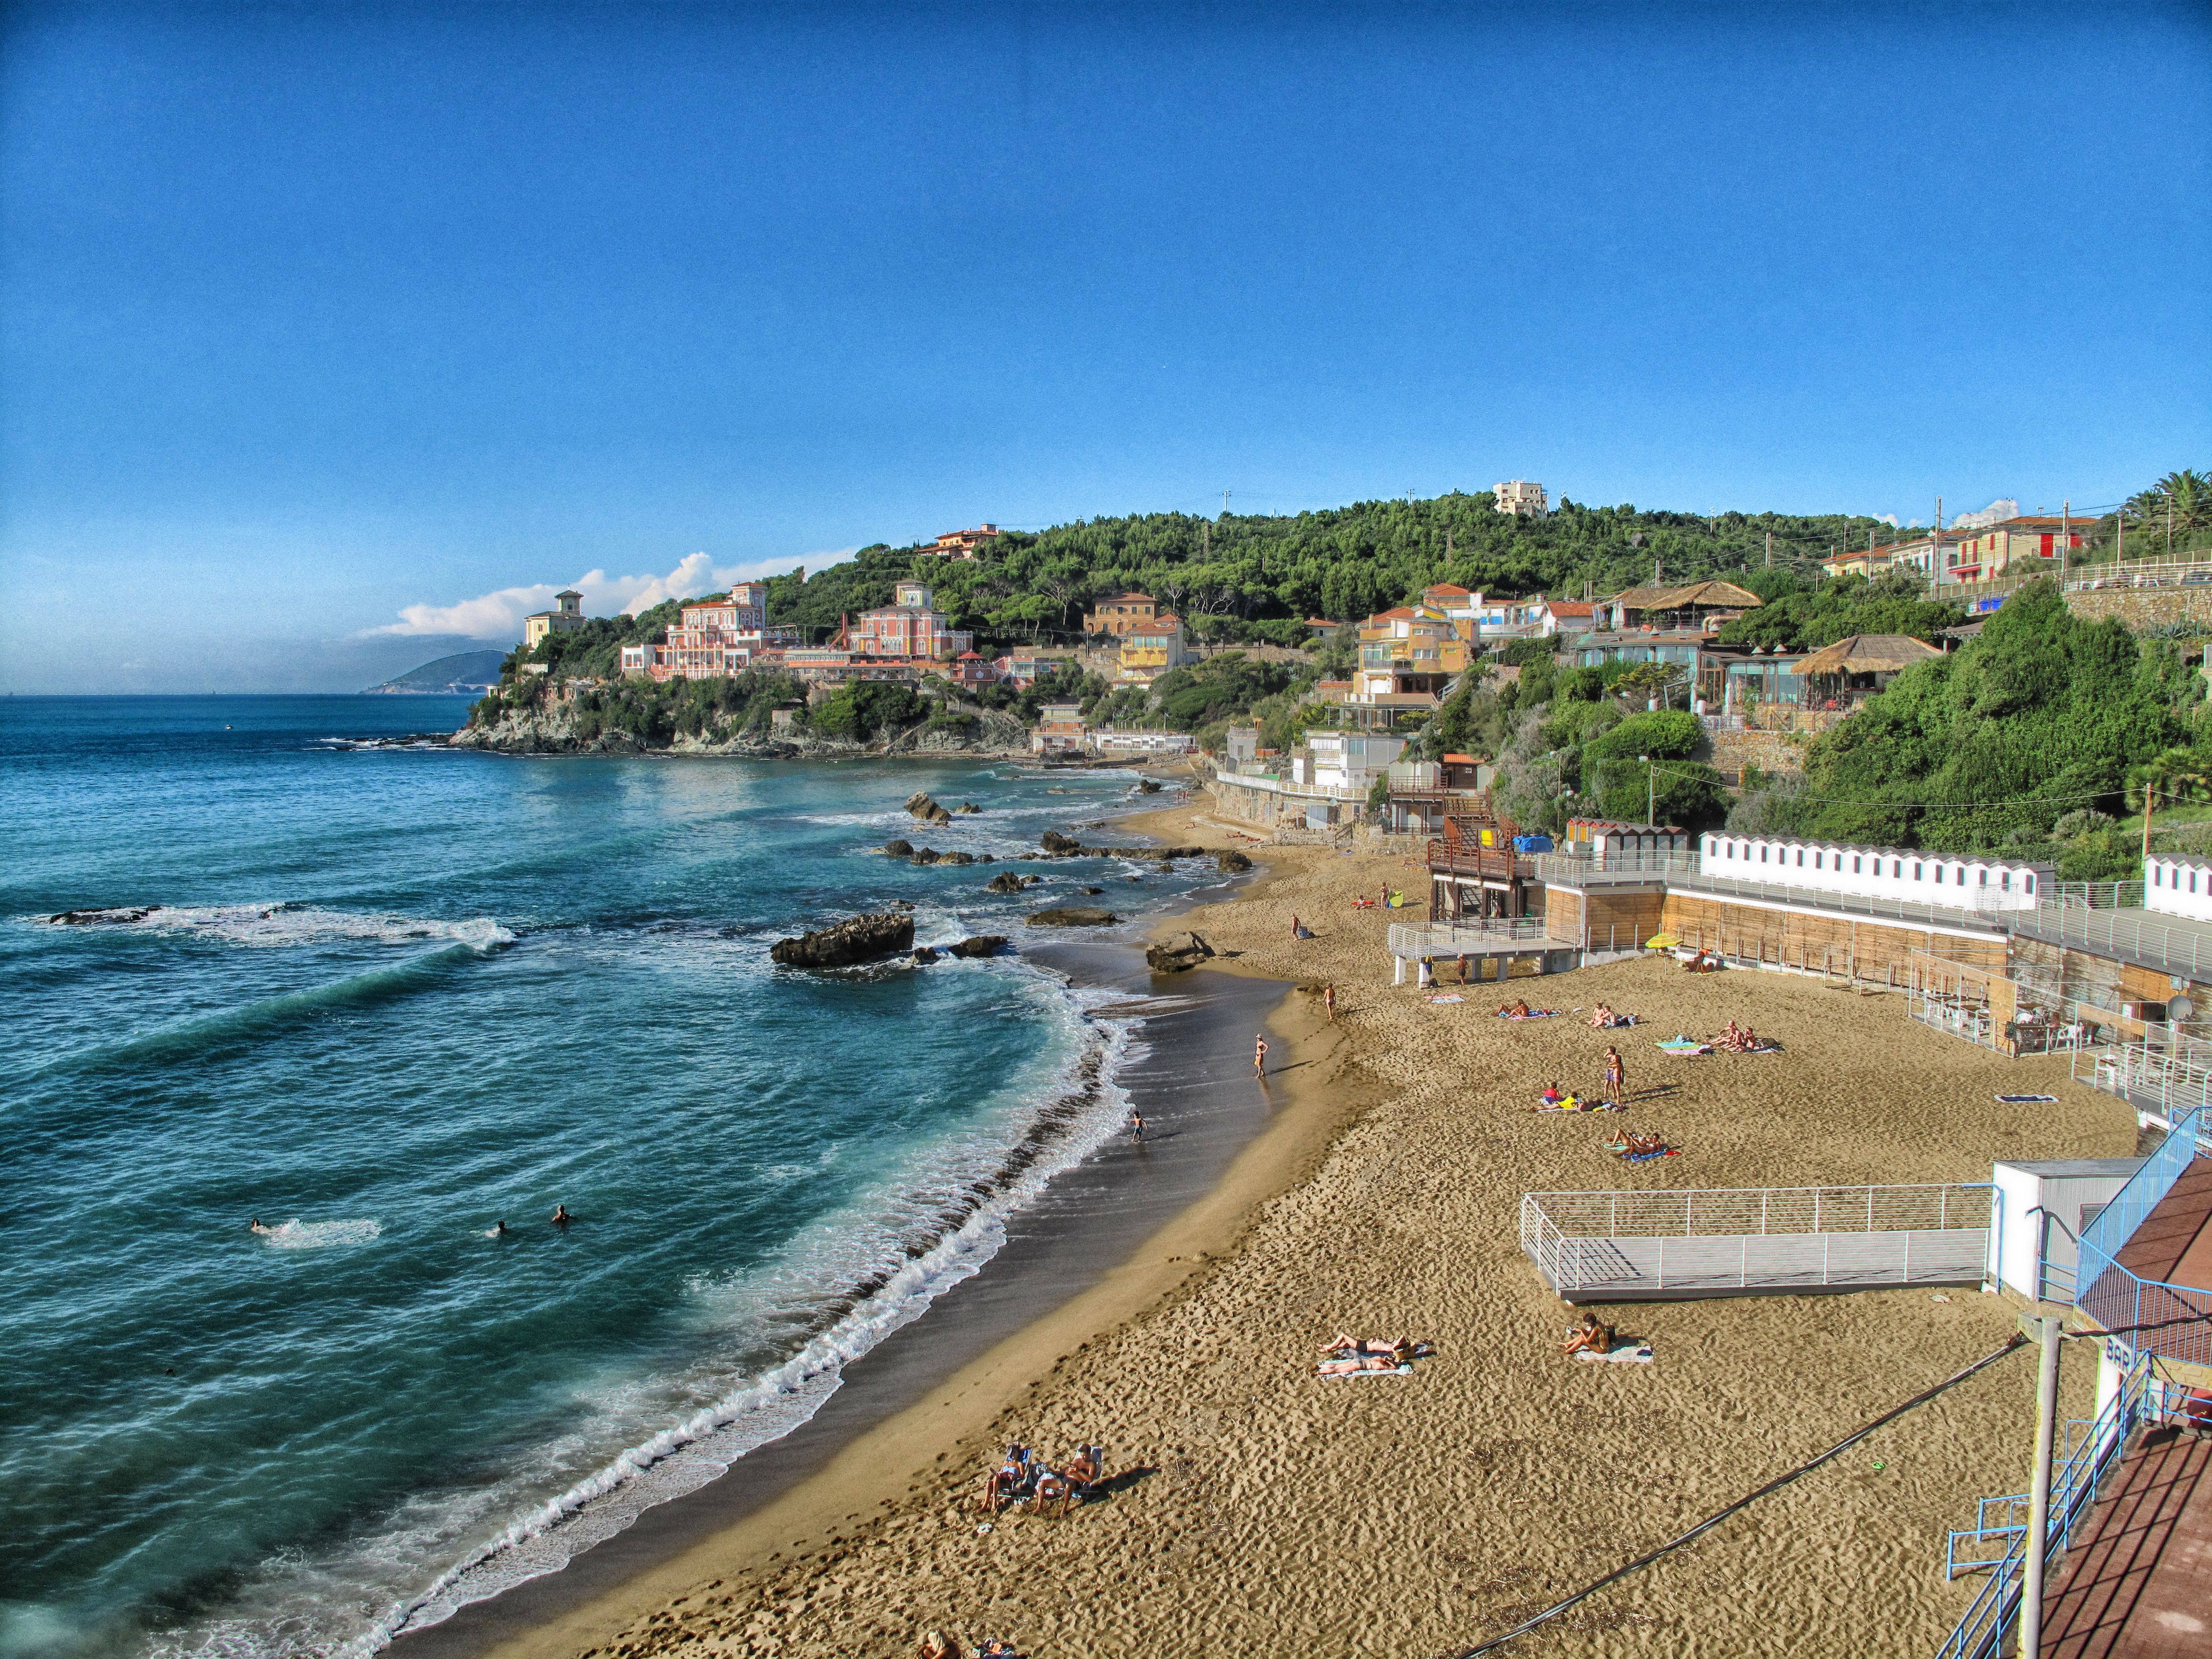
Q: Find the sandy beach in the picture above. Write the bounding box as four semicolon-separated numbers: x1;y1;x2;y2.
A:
438;787;2136;1659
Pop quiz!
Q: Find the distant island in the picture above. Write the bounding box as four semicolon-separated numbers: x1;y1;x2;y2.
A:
367;650;507;695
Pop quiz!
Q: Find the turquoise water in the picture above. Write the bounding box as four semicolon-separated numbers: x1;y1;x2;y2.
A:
0;698;1200;1659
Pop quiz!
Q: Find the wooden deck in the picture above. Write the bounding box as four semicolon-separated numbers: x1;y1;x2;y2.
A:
2042;1426;2212;1658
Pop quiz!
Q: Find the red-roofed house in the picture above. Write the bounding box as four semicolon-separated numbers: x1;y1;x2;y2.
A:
1082;593;1159;637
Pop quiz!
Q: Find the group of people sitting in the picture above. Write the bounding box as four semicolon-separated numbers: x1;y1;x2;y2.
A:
1714;1019;1765;1053
919;1635;1023;1659
1536;1082;1619;1113
1315;1332;1429;1375
1682;950;1722;973
1561;1312;1618;1357
1603;1128;1673;1159
1587;1003;1637;1029
979;1442;1106;1515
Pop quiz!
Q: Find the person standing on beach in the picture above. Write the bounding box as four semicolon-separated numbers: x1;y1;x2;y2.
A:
1130;1110;1145;1143
1322;983;1337;1022
1604;1045;1626;1097
1253;1035;1268;1078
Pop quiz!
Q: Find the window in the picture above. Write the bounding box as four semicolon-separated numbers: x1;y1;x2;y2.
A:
2001;873;2011;891
1914;863;1922;881
1760;846;1768;863
2154;867;2164;888
1796;850;1804;867
1980;869;1987;887
1853;856;1862;873
2026;874;2036;894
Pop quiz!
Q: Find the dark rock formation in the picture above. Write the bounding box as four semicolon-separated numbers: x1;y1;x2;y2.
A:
1039;829;1081;855
883;839;914;858
1146;930;1215;973
1081;886;1105;895
1025;907;1119;928
1217;850;1254;873
912;947;939;964
958;802;982;813
949;935;1007;958
769;912;916;967
905;791;954;826
985;872;1038;894
910;848;942;865
46;906;160;925
977;854;996;864
940;851;976;867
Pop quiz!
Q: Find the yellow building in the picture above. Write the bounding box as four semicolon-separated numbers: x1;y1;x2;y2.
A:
523;590;587;649
1118;614;1189;683
1083;592;1160;637
1948;516;2088;583
1353;605;1469;700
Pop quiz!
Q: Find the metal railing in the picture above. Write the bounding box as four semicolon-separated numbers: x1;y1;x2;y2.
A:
2074;1109;2212;1371
1388;918;1553;956
1936;1348;2169;1659
2048;881;2144;910
2078;1038;2212;1124
2012;903;2212;981
2065;555;2212;592
1520;1185;1991;1298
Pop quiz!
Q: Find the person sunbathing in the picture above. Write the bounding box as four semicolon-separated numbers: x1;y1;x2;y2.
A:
1539;1082;1567;1104
1499;998;1533;1018
1318;1332;1406;1356
1063;1444;1105;1491
1589;1004;1614;1028
1561;1312;1616;1356
982;1444;1034;1508
1604;1130;1667;1156
1318;1349;1404;1375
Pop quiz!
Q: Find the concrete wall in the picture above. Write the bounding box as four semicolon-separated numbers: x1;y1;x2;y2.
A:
1657;892;2006;979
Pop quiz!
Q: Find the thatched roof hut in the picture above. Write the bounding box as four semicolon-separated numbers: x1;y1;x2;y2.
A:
1795;633;1943;678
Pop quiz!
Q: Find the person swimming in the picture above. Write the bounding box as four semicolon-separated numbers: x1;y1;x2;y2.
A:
551;1205;571;1226
249;1218;274;1236
486;1220;509;1237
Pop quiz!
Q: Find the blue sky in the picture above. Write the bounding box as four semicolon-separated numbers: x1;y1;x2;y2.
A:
3;2;2207;692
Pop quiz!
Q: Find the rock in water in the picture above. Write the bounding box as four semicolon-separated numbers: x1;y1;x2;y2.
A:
1138;779;1162;793
769;912;916;967
1025;907;1119;928
1146;930;1215;973
905;791;954;826
948;935;1007;958
910;848;942;865
958;802;982;813
912;947;939;964
1217;850;1253;873
985;872;1028;893
940;851;976;866
883;838;914;858
1040;829;1081;855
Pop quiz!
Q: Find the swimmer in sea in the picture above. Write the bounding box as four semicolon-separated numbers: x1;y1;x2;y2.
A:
551;1205;571;1226
250;1218;274;1236
487;1220;509;1238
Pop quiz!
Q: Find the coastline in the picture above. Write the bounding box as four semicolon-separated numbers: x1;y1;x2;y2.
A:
398;783;2137;1658
389;786;1335;1656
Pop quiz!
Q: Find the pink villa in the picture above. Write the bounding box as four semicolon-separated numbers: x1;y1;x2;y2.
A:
840;582;972;662
621;583;802;681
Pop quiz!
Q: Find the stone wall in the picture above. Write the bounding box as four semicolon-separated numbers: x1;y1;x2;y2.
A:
1702;726;1809;782
2062;588;2212;634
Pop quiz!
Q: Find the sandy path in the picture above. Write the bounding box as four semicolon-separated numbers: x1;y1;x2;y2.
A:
520;794;2134;1659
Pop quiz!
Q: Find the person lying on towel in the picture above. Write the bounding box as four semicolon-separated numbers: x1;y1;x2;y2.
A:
1604;1130;1668;1157
1499;998;1533;1018
1317;1348;1405;1375
1561;1312;1616;1357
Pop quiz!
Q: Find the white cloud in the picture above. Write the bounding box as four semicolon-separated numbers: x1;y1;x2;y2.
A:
1951;499;2020;531
369;549;860;639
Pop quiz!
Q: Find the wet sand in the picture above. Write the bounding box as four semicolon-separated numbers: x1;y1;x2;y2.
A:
437;791;2137;1658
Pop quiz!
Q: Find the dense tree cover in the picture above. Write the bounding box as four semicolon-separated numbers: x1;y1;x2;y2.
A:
1713;570;1967;653
1731;581;2205;875
1146;655;1297;733
751;491;1900;653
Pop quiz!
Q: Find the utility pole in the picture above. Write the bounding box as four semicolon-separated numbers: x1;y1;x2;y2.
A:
2061;500;2069;578
1640;754;1654;826
2145;779;2157;867
2019;1312;2064;1659
1765;530;1772;568
1222;489;1231;519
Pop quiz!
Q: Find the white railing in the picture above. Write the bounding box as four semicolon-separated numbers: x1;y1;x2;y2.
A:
1520;1184;1992;1298
2013;904;2212;980
1388;918;1553;957
2065;555;2212;593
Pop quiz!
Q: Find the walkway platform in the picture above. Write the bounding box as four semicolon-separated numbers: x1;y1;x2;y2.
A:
1519;1184;1991;1304
2040;1426;2212;1658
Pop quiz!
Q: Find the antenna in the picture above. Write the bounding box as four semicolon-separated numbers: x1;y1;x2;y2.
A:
1221;490;1231;518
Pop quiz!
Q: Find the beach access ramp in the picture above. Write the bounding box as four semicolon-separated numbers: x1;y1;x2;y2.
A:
1520;1183;1993;1303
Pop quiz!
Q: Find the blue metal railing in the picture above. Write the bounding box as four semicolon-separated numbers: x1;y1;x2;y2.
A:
1935;1346;2162;1658
2074;1110;2212;1371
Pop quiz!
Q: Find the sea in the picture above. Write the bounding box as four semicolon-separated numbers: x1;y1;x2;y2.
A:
0;696;1217;1659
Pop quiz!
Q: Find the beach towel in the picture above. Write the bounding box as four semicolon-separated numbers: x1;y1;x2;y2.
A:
1655;1039;1710;1055
1618;1146;1679;1162
1497;1010;1558;1020
1318;1363;1413;1380
1572;1342;1654;1364
1425;994;1466;1005
1995;1093;2059;1103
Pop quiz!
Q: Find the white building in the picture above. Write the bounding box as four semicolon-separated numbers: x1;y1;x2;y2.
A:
1697;834;2051;911
1300;732;1406;792
1493;480;1548;518
1985;1158;2143;1303
2144;854;2212;922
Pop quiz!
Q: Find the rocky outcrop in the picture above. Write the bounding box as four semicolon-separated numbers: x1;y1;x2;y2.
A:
1217;850;1254;873
769;912;915;968
940;851;976;866
454;698;1031;758
912;947;940;964
1026;907;1119;928
958;802;983;813
1039;830;1081;855
906;791;954;826
1145;930;1215;973
1138;779;1163;793
46;906;160;925
910;848;942;865
883;839;914;858
985;872;1038;894
949;935;1007;958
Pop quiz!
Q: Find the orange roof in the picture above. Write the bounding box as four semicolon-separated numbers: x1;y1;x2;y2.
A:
1547;601;1595;617
1425;583;1473;597
1369;606;1419;621
1442;752;1479;764
1101;592;1155;603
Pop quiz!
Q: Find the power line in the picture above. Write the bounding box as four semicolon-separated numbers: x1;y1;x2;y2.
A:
1442;1336;2031;1656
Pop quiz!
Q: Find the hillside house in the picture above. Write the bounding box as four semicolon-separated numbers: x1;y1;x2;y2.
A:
1118;615;1189;683
523;590;588;649
1083;593;1160;638
844;582;971;662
